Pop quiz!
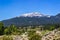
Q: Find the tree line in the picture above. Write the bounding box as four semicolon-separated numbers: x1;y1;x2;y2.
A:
0;22;60;35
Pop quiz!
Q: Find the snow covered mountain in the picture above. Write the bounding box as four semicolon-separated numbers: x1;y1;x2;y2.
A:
1;12;60;27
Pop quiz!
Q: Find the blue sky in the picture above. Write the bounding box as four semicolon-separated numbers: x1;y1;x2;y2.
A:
0;0;60;21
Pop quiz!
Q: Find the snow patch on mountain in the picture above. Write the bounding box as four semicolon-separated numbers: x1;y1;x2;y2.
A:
20;12;50;18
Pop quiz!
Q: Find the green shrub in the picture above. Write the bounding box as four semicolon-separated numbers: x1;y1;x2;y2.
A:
2;36;13;40
29;34;41;40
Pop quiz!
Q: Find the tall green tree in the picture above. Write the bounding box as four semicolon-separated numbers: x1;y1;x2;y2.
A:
0;22;4;35
4;27;11;35
4;24;18;35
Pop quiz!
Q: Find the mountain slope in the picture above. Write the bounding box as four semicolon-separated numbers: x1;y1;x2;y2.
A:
2;12;60;26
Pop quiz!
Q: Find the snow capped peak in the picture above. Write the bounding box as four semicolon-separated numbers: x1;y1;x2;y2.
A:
20;12;50;18
21;12;44;17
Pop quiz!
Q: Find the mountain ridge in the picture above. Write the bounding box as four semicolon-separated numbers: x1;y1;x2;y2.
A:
1;12;60;27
